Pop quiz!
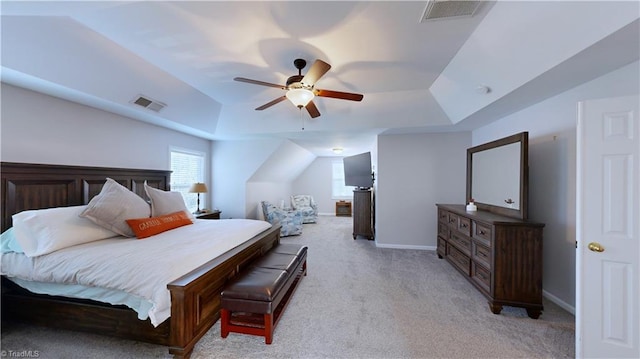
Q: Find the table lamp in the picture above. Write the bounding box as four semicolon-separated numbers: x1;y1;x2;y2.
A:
189;183;208;214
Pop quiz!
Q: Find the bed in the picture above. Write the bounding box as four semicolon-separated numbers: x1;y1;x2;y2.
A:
0;162;281;358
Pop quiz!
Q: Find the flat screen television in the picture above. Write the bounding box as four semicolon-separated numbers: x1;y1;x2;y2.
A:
343;152;373;189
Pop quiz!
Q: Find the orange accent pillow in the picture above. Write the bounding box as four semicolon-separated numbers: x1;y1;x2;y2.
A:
126;211;193;239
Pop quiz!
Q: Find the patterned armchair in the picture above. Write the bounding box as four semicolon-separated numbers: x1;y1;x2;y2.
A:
261;201;303;237
290;195;318;224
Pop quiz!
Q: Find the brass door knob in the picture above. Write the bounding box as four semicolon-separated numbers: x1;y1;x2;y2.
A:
588;242;605;252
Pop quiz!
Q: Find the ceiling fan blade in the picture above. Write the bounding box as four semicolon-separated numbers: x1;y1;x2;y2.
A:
256;96;287;110
315;89;364;102
301;60;331;86
305;100;321;118
234;77;286;89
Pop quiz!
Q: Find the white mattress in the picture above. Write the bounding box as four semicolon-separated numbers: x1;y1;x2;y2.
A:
1;218;272;326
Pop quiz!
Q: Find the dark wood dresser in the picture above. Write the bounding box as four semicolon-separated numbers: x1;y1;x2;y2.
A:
353;189;374;240
436;204;544;318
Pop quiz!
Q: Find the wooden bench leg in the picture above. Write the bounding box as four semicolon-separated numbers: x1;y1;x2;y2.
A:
221;309;230;338
264;313;273;344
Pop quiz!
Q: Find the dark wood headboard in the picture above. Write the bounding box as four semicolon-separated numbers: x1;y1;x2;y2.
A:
1;162;171;232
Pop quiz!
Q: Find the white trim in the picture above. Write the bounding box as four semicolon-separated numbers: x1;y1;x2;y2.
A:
375;243;436;251
168;145;208;181
543;289;576;315
168;147;208;212
575;100;585;358
169;145;206;157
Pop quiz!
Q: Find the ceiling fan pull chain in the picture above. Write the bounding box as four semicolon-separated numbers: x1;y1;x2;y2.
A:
300;108;305;130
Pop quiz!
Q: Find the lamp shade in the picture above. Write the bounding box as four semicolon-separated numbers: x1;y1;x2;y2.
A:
189;183;208;193
286;88;314;108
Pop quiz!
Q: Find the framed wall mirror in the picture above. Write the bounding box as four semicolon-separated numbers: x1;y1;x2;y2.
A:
466;132;528;220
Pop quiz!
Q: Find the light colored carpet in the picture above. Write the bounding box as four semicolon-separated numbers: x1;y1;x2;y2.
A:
1;216;575;358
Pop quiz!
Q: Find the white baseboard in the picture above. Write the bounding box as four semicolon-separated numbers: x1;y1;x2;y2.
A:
543;289;575;315
375;243;436;251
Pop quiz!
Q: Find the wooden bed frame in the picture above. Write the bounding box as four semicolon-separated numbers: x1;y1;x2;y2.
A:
0;162;281;358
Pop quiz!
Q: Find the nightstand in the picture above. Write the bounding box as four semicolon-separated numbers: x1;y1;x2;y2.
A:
195;210;221;220
335;201;352;217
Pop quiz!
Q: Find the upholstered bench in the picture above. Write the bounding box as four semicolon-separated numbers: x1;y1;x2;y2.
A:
220;243;307;344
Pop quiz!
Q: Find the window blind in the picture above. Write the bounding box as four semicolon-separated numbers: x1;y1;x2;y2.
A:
170;149;205;213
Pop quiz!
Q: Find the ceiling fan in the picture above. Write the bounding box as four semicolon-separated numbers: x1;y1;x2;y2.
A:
234;58;364;118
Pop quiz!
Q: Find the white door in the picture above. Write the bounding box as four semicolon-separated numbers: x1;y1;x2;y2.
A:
576;95;639;358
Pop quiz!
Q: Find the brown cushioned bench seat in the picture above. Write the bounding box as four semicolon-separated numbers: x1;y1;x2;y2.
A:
220;243;307;344
251;244;307;272
271;242;307;256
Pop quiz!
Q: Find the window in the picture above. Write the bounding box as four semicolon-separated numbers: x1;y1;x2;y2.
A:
170;148;206;213
332;160;355;199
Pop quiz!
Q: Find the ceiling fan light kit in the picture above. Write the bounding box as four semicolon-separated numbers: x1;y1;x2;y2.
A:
234;58;363;119
286;88;314;108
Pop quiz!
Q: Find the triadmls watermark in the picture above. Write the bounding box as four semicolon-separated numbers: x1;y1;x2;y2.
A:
1;350;40;358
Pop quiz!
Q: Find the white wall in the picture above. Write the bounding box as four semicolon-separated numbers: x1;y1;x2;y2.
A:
0;83;212;203
247;140;316;219
472;60;640;311
211;138;282;219
376;132;471;249
247;182;292;220
211;137;317;219
431;1;639;124
293;157;340;215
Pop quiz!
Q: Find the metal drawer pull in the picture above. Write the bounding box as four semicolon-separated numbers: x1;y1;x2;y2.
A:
478;230;486;235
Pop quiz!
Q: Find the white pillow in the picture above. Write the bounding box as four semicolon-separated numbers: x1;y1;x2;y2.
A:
80;178;151;237
144;182;195;221
11;205;118;257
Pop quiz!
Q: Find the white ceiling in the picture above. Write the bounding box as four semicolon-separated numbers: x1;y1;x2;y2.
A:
1;1;638;157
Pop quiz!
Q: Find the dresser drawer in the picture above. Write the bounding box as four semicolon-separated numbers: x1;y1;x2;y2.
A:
472;240;492;269
447;245;470;275
456;216;471;236
449;231;471;256
438;209;449;224
472;221;492;246
438;221;449;238
447;212;459;228
437;236;447;257
472;262;491;294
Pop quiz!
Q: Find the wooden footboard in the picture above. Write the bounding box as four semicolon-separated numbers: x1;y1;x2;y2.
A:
167;224;281;358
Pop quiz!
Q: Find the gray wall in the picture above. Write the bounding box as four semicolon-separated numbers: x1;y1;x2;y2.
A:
293;157;343;215
472;60;640;311
0;83;213;205
376;132;471;249
212;138;316;220
211;138;282;219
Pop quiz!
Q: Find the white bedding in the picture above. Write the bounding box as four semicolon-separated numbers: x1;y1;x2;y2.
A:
1;218;272;327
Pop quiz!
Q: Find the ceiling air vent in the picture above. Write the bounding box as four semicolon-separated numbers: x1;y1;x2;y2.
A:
420;0;482;22
131;95;166;113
